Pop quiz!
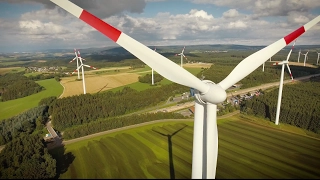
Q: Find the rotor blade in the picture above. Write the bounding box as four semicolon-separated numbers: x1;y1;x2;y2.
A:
83;64;97;69
192;100;205;179
285;64;294;80
50;0;209;94
218;15;320;90
69;57;76;63
205;103;218;178
182;46;186;53
285;40;296;61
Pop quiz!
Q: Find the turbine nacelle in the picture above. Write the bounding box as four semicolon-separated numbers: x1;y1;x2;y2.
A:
195;80;227;104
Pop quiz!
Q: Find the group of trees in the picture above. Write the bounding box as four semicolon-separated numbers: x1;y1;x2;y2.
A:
0;134;56;179
49;83;189;131
63;112;186;139
240;78;320;134
138;73;164;84
0;105;49;145
0;73;44;101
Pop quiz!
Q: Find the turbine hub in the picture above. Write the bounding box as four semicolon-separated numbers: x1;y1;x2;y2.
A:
194;80;227;105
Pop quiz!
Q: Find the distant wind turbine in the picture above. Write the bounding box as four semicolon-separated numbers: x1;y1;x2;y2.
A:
175;46;187;67
316;51;320;65
297;49;301;63
302;50;309;66
273;40;296;125
72;50;98;94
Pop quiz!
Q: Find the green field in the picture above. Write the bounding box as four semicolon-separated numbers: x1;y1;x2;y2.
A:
52;117;320;179
0;78;63;120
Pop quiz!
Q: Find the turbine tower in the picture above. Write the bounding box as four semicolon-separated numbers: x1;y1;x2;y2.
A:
175;46;187;67
273;41;296;126
72;50;98;94
152;47;156;85
49;1;320;178
303;50;309;66
316;51;320;65
297;49;301;62
262;62;265;72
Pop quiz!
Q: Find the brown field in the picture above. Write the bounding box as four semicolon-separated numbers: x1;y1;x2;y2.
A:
183;62;212;68
288;61;317;68
59;72;140;98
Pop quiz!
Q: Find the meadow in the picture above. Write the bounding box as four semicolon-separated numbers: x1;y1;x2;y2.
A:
51;114;320;179
0;78;63;120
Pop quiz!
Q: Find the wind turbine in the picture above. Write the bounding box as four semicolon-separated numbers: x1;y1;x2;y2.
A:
297;49;301;62
175;46;187;67
69;48;81;79
72;50;98;94
262;62;265;72
303;50;309;66
273;41;296;126
49;0;320;178
316;51;320;65
152;47;156;85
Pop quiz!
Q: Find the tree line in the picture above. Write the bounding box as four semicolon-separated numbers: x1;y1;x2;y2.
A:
138;73;164;84
49;83;189;131
240;77;320;134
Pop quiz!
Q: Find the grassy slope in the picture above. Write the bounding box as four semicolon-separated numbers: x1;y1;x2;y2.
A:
52;115;320;179
0;78;63;120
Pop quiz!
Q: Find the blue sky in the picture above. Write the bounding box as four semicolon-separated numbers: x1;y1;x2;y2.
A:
0;0;320;53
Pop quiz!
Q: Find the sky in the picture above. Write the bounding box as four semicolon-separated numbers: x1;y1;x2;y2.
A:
0;0;320;53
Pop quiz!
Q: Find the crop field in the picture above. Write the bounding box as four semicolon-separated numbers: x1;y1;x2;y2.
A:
59;63;211;97
0;78;63;120
52;117;320;179
59;72;140;98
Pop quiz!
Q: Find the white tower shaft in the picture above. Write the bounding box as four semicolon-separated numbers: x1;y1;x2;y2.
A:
275;64;285;125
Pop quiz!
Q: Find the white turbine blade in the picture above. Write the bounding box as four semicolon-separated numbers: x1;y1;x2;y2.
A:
285;40;296;61
205;103;218;179
192;100;205;179
183;54;187;59
285;64;294;80
50;0;209;94
182;46;186;53
69;57;76;63
83;64;97;69
218;15;320;90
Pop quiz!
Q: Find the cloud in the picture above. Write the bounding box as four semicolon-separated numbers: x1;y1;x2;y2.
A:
2;0;147;18
190;0;320;17
223;9;239;18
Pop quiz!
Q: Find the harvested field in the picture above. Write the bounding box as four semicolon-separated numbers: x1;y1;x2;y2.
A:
183;63;212;68
288;61;317;68
59;72;139;98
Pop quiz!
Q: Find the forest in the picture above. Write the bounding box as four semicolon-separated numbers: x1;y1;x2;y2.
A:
240;76;320;134
0;72;44;101
0;72;63;101
0;134;56;179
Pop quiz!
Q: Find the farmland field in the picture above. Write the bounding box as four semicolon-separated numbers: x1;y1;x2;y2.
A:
59;63;212;97
0;78;63;120
52;116;320;179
